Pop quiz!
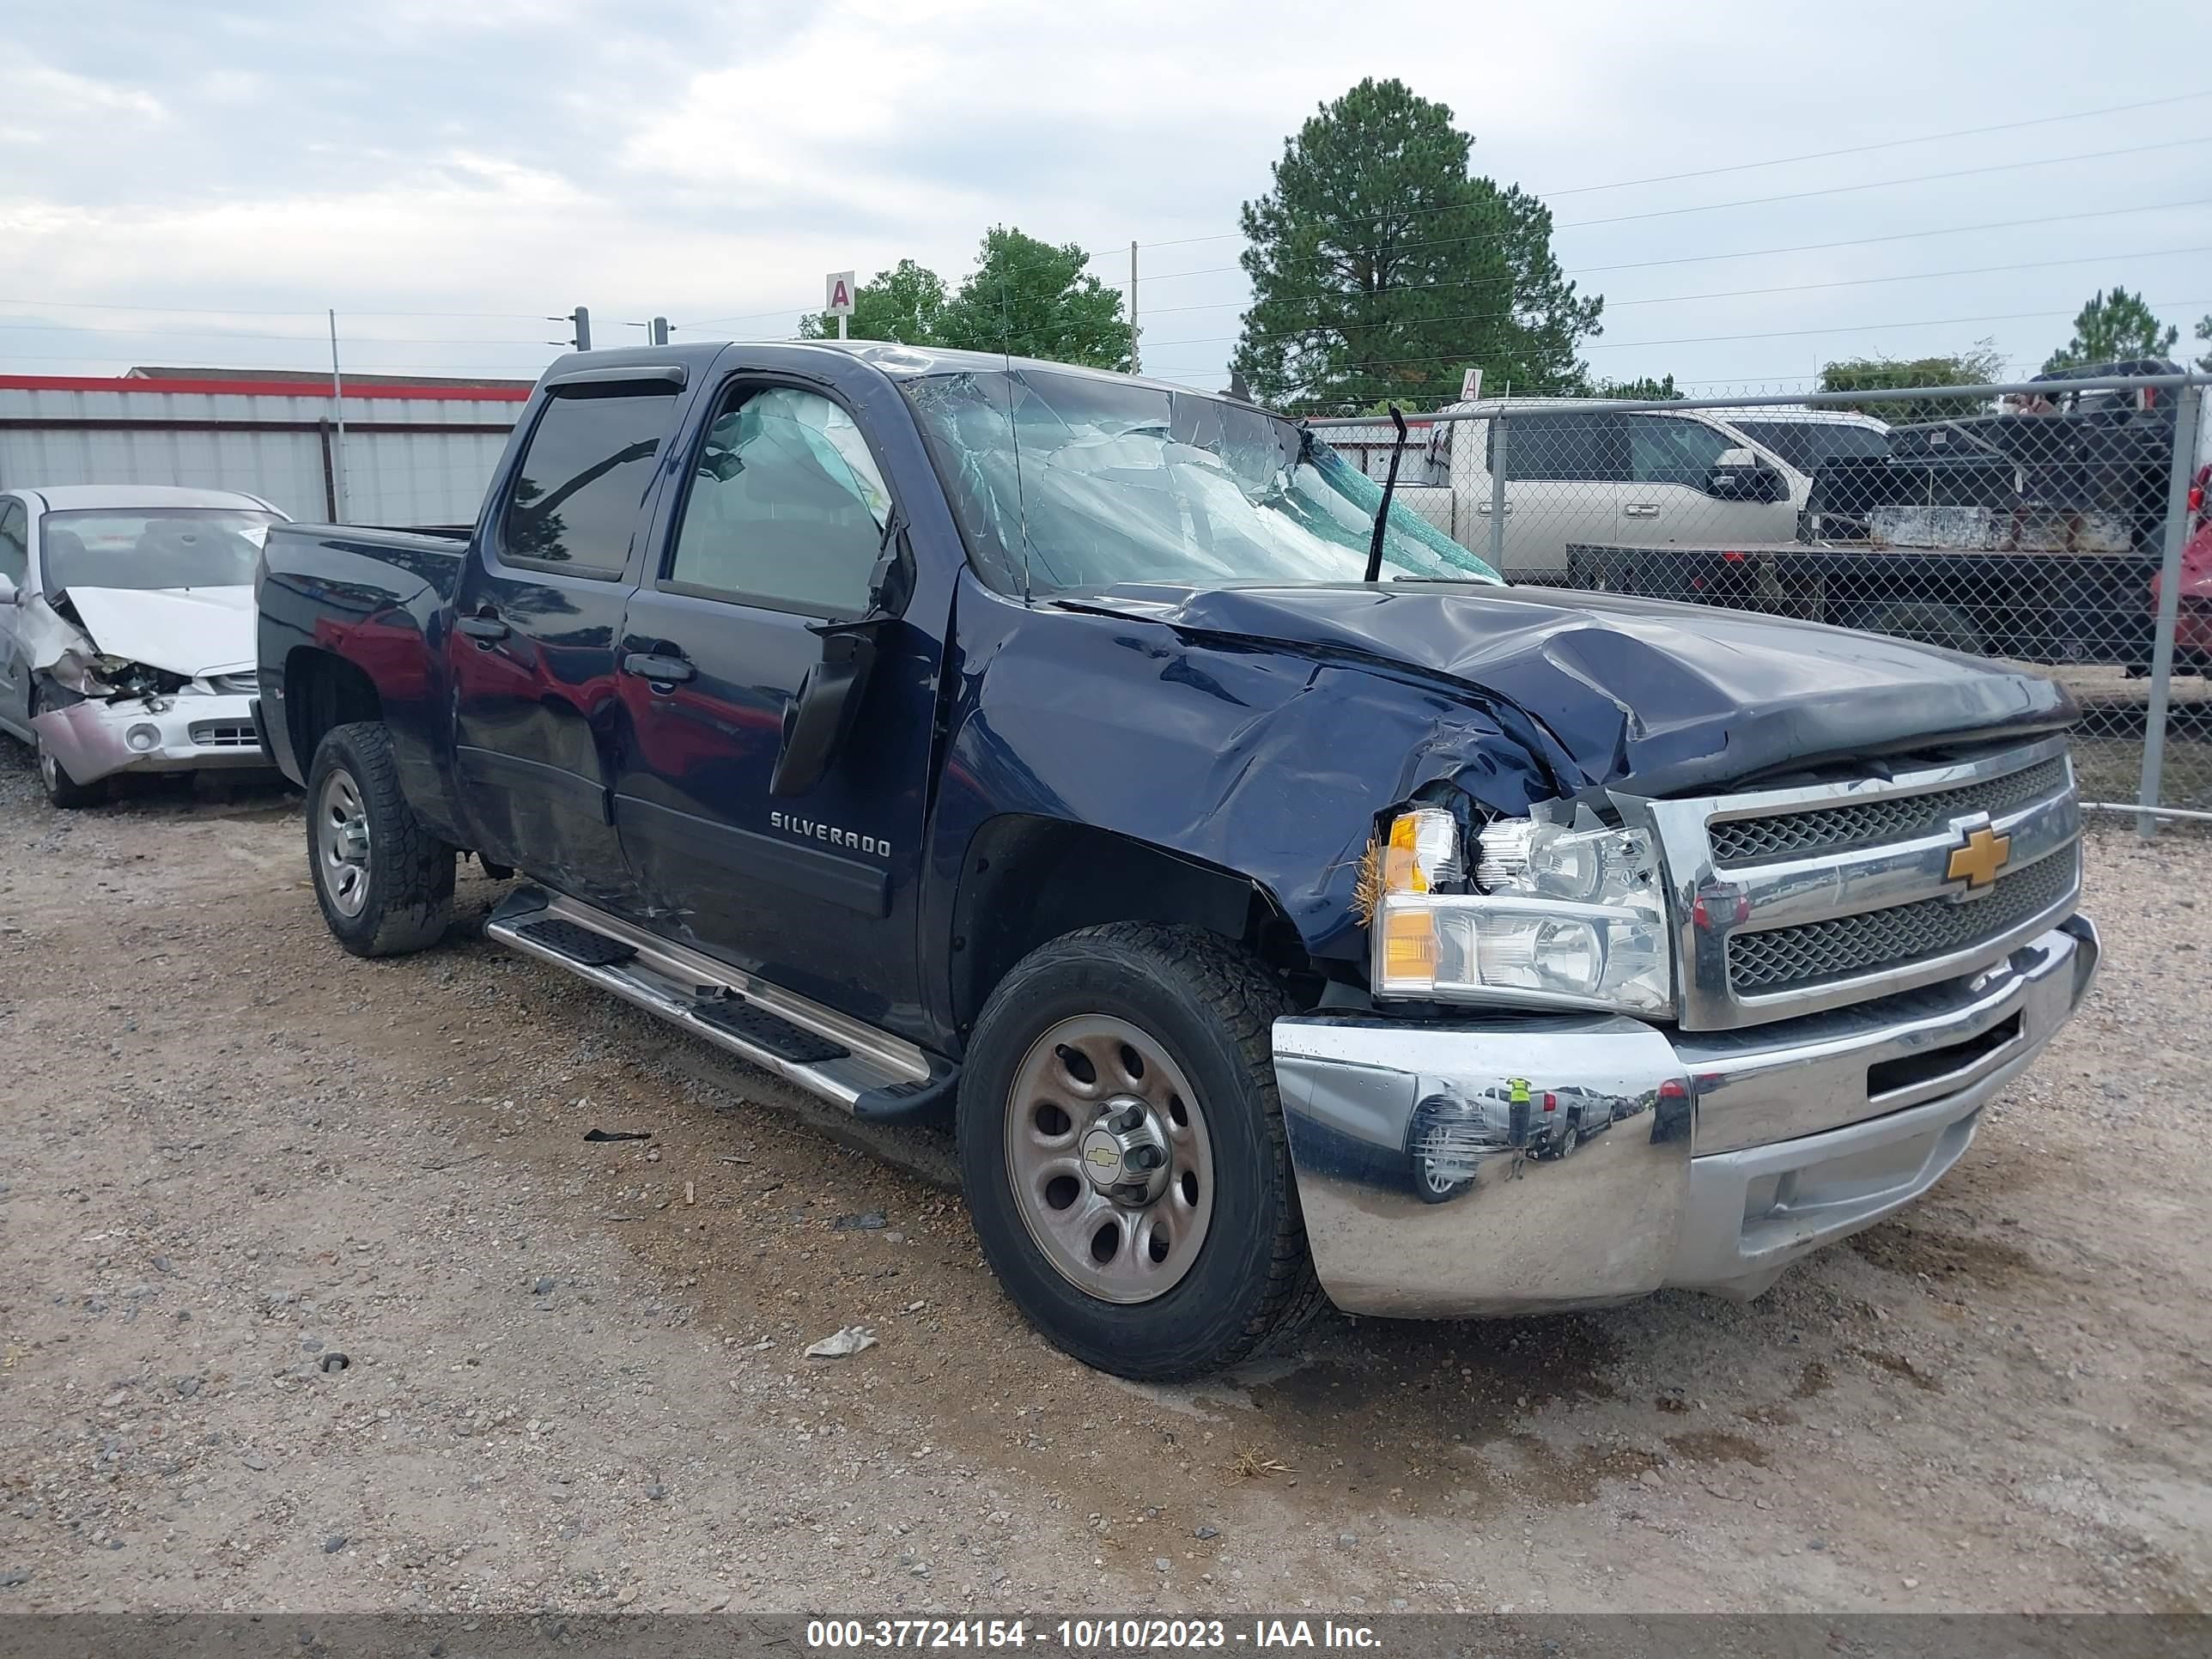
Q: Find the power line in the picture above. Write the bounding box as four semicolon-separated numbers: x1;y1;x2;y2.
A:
1133;196;2212;317
1150;298;2212;386
677;132;2212;339
1122;88;2212;252
1134;135;2212;289
0;349;551;374
0;297;550;321
0;318;557;346
1134;244;2212;351
1556;133;2212;233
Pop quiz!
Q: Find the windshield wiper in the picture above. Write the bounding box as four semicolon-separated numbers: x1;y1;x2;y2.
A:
1364;404;1409;584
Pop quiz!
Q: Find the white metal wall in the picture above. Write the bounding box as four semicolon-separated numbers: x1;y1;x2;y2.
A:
0;381;524;526
0;426;330;518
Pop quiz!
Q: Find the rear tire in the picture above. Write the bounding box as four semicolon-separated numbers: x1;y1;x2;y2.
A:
306;721;454;957
957;922;1323;1380
30;696;104;809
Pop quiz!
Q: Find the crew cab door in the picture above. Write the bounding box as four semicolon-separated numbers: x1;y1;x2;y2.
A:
448;368;688;910
607;372;940;1037
1458;411;1626;579
1621;413;1790;546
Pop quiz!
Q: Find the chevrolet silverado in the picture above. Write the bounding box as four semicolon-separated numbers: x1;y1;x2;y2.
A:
253;341;2099;1378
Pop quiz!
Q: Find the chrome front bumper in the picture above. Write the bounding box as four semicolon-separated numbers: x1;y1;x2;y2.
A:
1273;915;2099;1318
30;692;270;784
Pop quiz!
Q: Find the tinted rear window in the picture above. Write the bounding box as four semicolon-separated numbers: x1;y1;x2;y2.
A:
501;389;678;574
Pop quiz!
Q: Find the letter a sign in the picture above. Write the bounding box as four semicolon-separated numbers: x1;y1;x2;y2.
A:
825;271;856;316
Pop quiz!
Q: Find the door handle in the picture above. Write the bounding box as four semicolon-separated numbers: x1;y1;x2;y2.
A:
622;652;696;685
1624;501;1661;517
1475;501;1511;514
456;613;508;643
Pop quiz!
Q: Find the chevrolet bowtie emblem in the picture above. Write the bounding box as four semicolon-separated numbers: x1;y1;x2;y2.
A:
1947;823;2012;890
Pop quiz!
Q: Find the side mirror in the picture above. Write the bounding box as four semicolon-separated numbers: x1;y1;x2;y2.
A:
768;516;912;799
1708;448;1787;503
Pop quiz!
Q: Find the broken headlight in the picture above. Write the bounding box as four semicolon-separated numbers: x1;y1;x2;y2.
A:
1370;804;1674;1015
81;655;185;702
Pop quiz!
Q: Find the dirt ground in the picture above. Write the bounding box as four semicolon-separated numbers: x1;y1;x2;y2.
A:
1;744;2206;1616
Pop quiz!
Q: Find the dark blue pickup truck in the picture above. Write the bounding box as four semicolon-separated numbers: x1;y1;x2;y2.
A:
255;341;2099;1378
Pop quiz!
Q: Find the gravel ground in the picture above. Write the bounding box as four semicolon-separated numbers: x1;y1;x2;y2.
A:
0;741;2206;1615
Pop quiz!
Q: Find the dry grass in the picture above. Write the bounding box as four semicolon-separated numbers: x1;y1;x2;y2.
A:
1225;1448;1295;1482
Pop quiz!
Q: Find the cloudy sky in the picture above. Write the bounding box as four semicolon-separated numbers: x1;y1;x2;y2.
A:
4;0;2209;393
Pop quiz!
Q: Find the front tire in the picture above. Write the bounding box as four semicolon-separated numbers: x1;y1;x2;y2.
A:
1413;1159;1472;1204
957;923;1322;1380
306;721;454;957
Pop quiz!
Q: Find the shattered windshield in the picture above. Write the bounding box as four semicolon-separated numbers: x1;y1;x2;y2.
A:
41;508;278;593
900;368;1499;594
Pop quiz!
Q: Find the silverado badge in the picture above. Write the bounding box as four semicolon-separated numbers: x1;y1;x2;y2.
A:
1946;823;2012;892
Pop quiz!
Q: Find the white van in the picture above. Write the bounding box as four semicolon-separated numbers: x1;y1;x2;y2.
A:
1436;400;1890;578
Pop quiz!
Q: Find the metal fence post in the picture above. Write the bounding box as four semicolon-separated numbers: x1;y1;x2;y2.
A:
326;309;349;522
2136;382;2203;840
1487;410;1508;573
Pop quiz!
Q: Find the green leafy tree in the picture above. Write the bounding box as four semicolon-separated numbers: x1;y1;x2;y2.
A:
929;227;1133;369
2041;286;2179;372
1818;343;2007;423
799;258;948;345
1231;78;1601;413
2194;313;2211;374
1593;374;1682;401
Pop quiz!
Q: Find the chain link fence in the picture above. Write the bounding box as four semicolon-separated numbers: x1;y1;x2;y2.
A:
1317;370;2212;828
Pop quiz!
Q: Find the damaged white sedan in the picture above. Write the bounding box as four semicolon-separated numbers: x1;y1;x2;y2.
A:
0;485;287;806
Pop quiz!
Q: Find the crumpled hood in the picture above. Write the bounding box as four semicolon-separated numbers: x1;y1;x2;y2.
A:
53;585;257;679
1064;581;2076;797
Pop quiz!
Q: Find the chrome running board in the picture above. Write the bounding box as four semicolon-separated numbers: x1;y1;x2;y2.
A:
485;886;953;1121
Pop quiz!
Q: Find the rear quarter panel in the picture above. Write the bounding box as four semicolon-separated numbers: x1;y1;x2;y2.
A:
257;524;468;831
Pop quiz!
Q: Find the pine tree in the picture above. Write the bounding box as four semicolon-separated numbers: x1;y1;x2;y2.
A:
2042;287;2180;373
1231;79;1601;412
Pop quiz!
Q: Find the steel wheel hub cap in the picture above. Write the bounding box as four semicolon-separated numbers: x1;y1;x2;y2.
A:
1079;1099;1172;1204
1005;1015;1214;1304
316;769;372;918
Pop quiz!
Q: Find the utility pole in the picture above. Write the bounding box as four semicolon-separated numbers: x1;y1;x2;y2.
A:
651;317;670;346
326;309;349;520
1128;240;1139;374
547;307;592;350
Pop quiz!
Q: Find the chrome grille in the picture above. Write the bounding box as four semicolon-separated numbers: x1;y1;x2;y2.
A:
1709;756;2068;866
188;720;260;748
1729;846;2079;995
1638;736;2084;1030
